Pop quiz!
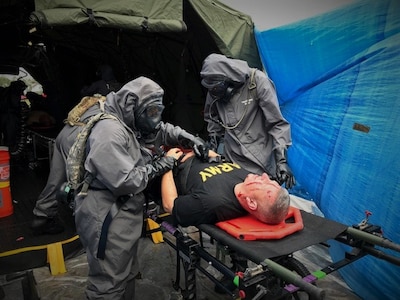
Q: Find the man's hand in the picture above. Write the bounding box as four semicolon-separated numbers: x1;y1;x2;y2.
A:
161;150;181;213
177;149;221;164
208;149;219;158
165;148;184;161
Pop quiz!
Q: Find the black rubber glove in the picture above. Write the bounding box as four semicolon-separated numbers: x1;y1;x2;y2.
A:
146;156;176;181
178;132;209;162
274;147;295;189
192;136;210;162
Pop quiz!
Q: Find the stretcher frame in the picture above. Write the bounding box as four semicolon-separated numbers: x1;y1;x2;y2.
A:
146;209;400;300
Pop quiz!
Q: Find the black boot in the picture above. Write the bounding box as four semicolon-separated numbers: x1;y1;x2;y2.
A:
30;216;65;235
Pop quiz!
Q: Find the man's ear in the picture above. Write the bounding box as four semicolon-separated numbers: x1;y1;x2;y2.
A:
246;197;257;211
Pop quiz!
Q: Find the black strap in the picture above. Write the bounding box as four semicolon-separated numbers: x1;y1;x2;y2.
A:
97;195;130;259
152;130;165;157
173;156;194;195
82;8;97;26
77;172;94;197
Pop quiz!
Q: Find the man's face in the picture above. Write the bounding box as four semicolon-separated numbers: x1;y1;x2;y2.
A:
243;173;281;202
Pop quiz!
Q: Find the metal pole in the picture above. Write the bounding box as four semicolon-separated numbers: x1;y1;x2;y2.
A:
346;227;400;252
262;258;326;300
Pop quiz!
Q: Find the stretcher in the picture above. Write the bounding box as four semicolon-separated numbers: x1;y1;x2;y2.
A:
146;208;400;300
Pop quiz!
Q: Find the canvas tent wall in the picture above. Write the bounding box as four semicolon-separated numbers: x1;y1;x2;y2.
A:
255;0;400;299
28;0;261;136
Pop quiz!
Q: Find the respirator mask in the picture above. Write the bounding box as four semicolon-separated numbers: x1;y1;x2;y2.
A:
202;77;236;103
135;101;165;136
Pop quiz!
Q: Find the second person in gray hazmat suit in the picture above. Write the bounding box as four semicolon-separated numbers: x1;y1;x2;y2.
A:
200;53;295;189
73;76;208;299
31;95;107;234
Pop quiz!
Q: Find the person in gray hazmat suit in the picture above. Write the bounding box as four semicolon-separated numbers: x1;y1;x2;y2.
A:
31;77;207;245
76;77;209;299
30;95;105;234
200;53;295;189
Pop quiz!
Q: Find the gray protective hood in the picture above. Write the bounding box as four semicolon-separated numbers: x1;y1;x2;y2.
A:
104;76;164;130
200;53;251;86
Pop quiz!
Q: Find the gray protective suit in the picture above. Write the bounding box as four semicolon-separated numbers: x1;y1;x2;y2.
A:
73;77;200;299
201;53;292;177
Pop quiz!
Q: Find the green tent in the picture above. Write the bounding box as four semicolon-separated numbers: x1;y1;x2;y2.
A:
28;0;262;136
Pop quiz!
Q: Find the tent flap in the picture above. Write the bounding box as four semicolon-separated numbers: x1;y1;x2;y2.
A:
24;0;261;137
189;0;261;69
32;0;186;32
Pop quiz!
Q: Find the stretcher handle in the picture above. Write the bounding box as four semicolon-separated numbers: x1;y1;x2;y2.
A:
262;258;325;300
362;245;400;266
346;227;400;252
147;212;182;238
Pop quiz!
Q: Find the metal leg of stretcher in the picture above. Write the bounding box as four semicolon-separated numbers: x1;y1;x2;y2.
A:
166;233;322;299
164;230;237;298
157;224;324;299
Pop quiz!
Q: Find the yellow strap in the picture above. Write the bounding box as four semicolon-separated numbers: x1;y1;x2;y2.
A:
0;235;79;257
146;218;164;244
47;242;67;275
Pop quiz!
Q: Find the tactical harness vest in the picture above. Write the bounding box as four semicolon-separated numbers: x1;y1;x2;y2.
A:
66;112;118;195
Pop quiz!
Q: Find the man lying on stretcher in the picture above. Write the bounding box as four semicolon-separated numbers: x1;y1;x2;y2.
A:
161;148;290;227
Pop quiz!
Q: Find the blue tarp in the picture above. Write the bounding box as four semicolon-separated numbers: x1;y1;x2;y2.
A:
255;0;400;299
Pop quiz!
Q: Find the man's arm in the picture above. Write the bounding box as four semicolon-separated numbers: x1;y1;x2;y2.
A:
161;149;219;214
160;147;183;213
161;170;178;214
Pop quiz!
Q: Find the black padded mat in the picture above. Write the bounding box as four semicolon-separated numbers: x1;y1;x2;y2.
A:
198;211;348;263
0;158;81;274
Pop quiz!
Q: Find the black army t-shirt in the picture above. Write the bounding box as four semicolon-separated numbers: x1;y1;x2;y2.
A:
172;157;248;227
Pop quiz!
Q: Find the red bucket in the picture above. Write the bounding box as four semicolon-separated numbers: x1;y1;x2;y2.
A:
0;146;13;218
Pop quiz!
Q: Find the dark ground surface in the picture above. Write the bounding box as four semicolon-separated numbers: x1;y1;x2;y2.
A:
0;138;361;300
